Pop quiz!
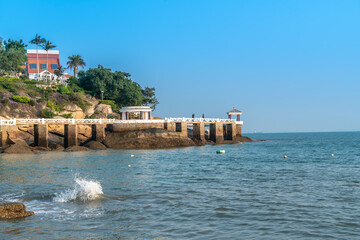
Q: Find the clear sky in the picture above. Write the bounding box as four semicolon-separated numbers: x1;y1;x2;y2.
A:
1;0;360;133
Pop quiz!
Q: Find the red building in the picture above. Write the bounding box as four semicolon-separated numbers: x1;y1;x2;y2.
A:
27;49;60;80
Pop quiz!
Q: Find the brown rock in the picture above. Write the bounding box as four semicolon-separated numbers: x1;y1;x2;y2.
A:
95;104;113;115
3;141;33;154
104;128;196;149
84;141;107;150
0;202;34;219
49;142;65;151
65;146;90;152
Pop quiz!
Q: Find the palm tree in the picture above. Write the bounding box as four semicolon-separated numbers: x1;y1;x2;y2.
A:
43;40;56;72
67;55;86;77
29;34;46;80
54;66;65;80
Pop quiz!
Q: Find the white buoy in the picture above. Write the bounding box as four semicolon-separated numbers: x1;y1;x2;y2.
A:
284;155;287;159
128;164;131;167
131;155;135;157
331;154;334;157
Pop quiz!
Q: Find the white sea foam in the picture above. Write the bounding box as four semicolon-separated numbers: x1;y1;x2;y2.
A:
54;177;103;202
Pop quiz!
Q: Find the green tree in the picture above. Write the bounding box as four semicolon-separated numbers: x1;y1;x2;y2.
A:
3;39;27;53
43;40;56;71
142;87;159;109
29;34;46;80
77;65;148;107
67;55;86;77
0;48;27;76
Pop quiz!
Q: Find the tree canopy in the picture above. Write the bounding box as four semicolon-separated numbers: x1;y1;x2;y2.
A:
0;38;27;76
77;65;158;108
67;55;86;77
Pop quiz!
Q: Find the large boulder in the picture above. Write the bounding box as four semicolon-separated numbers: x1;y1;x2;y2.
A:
104;128;196;149
0;202;34;219
95;104;113;116
84;141;107;150
65;146;90;152
3;140;33;154
60;103;85;119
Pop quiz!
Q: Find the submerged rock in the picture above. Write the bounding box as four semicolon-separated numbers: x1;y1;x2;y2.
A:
84;141;107;150
0;202;34;219
65;146;90;152
104;128;196;149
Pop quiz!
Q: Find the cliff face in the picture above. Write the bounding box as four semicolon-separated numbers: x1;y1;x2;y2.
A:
0;91;117;119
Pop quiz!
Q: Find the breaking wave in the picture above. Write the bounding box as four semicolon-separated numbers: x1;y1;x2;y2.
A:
54;177;103;202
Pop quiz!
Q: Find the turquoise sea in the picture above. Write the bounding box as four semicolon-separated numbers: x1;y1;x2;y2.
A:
1;132;360;239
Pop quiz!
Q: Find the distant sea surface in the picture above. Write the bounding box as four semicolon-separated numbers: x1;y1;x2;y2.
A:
1;132;360;239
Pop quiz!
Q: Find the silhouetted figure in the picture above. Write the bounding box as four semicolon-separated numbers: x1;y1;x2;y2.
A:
202;114;205;118
192;113;195;118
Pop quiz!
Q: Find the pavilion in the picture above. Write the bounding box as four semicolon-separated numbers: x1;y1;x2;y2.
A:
227;107;242;121
119;106;152;120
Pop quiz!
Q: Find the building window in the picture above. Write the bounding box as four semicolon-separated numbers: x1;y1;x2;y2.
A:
51;64;58;69
41;64;47;69
30;64;36;69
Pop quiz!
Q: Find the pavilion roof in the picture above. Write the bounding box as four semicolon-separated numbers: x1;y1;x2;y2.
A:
227;107;242;114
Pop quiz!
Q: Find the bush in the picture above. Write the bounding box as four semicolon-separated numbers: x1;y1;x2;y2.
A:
37;98;45;103
1;99;9;104
99;100;118;111
20;75;29;81
29;99;36;106
107;114;118;119
41;109;55;118
47;100;63;112
68;92;92;111
61;113;73;119
58;85;70;94
12;95;30;103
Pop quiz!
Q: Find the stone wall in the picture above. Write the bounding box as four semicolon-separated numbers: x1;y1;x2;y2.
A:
108;123;164;132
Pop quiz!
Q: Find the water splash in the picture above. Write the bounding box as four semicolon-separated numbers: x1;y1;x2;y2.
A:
54;177;103;202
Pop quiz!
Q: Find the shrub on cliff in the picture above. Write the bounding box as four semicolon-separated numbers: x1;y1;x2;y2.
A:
68;92;91;111
12;95;30;103
1;99;9;104
61;113;73;118
58;85;70;94
99;100;117;111
29;99;36;106
41;109;55;118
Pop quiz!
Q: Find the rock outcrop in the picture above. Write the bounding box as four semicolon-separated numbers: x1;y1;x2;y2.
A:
3;139;33;154
0;202;34;219
104;128;196;149
84;141;107;150
65;146;90;152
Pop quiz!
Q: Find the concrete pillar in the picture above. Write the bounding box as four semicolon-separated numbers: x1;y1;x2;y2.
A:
176;122;188;136
236;123;242;136
34;124;48;148
64;124;77;148
225;123;236;141
193;122;205;141
209;122;224;143
92;124;105;142
0;125;9;146
164;122;176;131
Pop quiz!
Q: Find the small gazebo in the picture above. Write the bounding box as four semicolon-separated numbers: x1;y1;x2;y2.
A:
119;106;152;120
227;107;242;121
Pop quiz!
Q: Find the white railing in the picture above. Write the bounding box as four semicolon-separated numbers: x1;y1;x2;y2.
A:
0;118;242;125
165;117;236;123
113;120;165;124
0;118;116;125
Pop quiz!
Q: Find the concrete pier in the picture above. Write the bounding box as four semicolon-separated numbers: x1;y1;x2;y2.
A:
92;124;105;142
209;123;224;143
236;124;242;136
64;124;77;148
164;122;176;131
193;122;205;141
0;125;9;146
34;124;48;148
176;122;188;136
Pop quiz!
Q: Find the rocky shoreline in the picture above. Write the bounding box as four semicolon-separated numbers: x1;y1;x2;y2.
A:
0;127;254;154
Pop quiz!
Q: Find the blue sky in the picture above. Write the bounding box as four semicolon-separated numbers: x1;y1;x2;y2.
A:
1;0;360;133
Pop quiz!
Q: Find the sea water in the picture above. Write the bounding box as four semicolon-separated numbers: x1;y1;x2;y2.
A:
0;132;360;239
